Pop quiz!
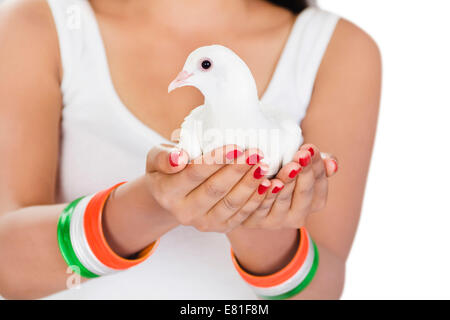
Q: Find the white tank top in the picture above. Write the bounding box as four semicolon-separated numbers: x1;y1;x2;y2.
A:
45;0;339;299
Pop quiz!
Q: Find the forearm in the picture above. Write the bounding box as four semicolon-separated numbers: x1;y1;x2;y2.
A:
0;204;69;299
0;177;177;299
102;176;179;257
227;228;345;300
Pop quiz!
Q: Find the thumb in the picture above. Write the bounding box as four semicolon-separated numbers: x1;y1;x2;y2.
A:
146;144;189;174
320;152;339;177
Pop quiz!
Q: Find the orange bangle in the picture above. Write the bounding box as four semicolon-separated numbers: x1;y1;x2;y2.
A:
84;182;159;270
231;227;308;288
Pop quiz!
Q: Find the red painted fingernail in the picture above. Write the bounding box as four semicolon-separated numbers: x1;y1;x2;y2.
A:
246;154;263;165
272;186;284;194
226;149;243;160
253;166;267;179
299;154;311;167
308;147;315;157
258;184;270;195
169;152;180;167
289;169;299;179
332;160;338;173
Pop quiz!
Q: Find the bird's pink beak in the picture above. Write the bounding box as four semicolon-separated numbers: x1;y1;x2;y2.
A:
168;70;193;93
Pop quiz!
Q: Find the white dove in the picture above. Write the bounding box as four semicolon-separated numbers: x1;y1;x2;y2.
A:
168;45;303;176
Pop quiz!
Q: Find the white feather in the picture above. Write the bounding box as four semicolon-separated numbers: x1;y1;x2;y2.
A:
169;45;302;176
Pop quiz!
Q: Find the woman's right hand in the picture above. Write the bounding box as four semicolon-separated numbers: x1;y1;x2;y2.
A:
144;145;271;233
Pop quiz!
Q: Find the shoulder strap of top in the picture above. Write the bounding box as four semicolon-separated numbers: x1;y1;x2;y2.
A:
263;7;340;122
46;0;100;96
293;7;340;107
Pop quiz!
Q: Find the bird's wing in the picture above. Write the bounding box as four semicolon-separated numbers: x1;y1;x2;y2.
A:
259;101;303;166
259;101;292;124
178;105;205;160
280;119;303;166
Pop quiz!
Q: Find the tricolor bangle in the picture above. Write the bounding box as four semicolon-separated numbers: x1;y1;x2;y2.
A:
57;197;99;278
70;195;117;276
231;227;319;300
57;182;159;278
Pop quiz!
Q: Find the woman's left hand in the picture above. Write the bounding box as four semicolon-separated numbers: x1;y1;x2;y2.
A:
241;144;338;229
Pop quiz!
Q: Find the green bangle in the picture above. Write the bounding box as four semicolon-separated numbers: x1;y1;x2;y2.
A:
260;241;319;300
57;197;99;279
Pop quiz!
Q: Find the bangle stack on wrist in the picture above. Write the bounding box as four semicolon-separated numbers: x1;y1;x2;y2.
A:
231;227;319;300
57;182;159;278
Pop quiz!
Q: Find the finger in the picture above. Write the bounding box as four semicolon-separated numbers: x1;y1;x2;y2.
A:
301;144;320;164
184;148;264;213
306;146;329;212
294;146;339;177
310;174;328;212
265;161;302;223
294;147;312;168
275;161;302;183
146;144;189;174
165;145;247;196
297;144;327;183
208;161;270;222
242;179;285;228
290;159;315;215
225;179;271;230
322;154;339;177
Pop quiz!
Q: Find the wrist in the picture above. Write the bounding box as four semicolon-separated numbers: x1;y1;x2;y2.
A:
102;177;178;257
57;183;160;279
227;227;299;275
231;228;319;300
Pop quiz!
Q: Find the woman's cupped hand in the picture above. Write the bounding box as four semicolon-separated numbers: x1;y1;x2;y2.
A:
144;144;338;233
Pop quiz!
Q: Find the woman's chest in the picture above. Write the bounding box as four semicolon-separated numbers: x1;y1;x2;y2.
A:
97;19;293;140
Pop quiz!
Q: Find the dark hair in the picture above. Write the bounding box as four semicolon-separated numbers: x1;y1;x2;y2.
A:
267;0;309;14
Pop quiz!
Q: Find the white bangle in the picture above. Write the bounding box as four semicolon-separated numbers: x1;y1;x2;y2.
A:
70;195;118;276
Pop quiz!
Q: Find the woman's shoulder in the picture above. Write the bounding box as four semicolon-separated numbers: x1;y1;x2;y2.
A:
317;17;382;90
0;0;55;32
300;13;382;141
0;0;61;78
333;18;381;60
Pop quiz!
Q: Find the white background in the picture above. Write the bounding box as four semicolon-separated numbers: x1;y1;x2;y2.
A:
317;0;450;299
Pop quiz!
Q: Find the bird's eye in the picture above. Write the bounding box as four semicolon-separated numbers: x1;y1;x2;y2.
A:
200;59;212;71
